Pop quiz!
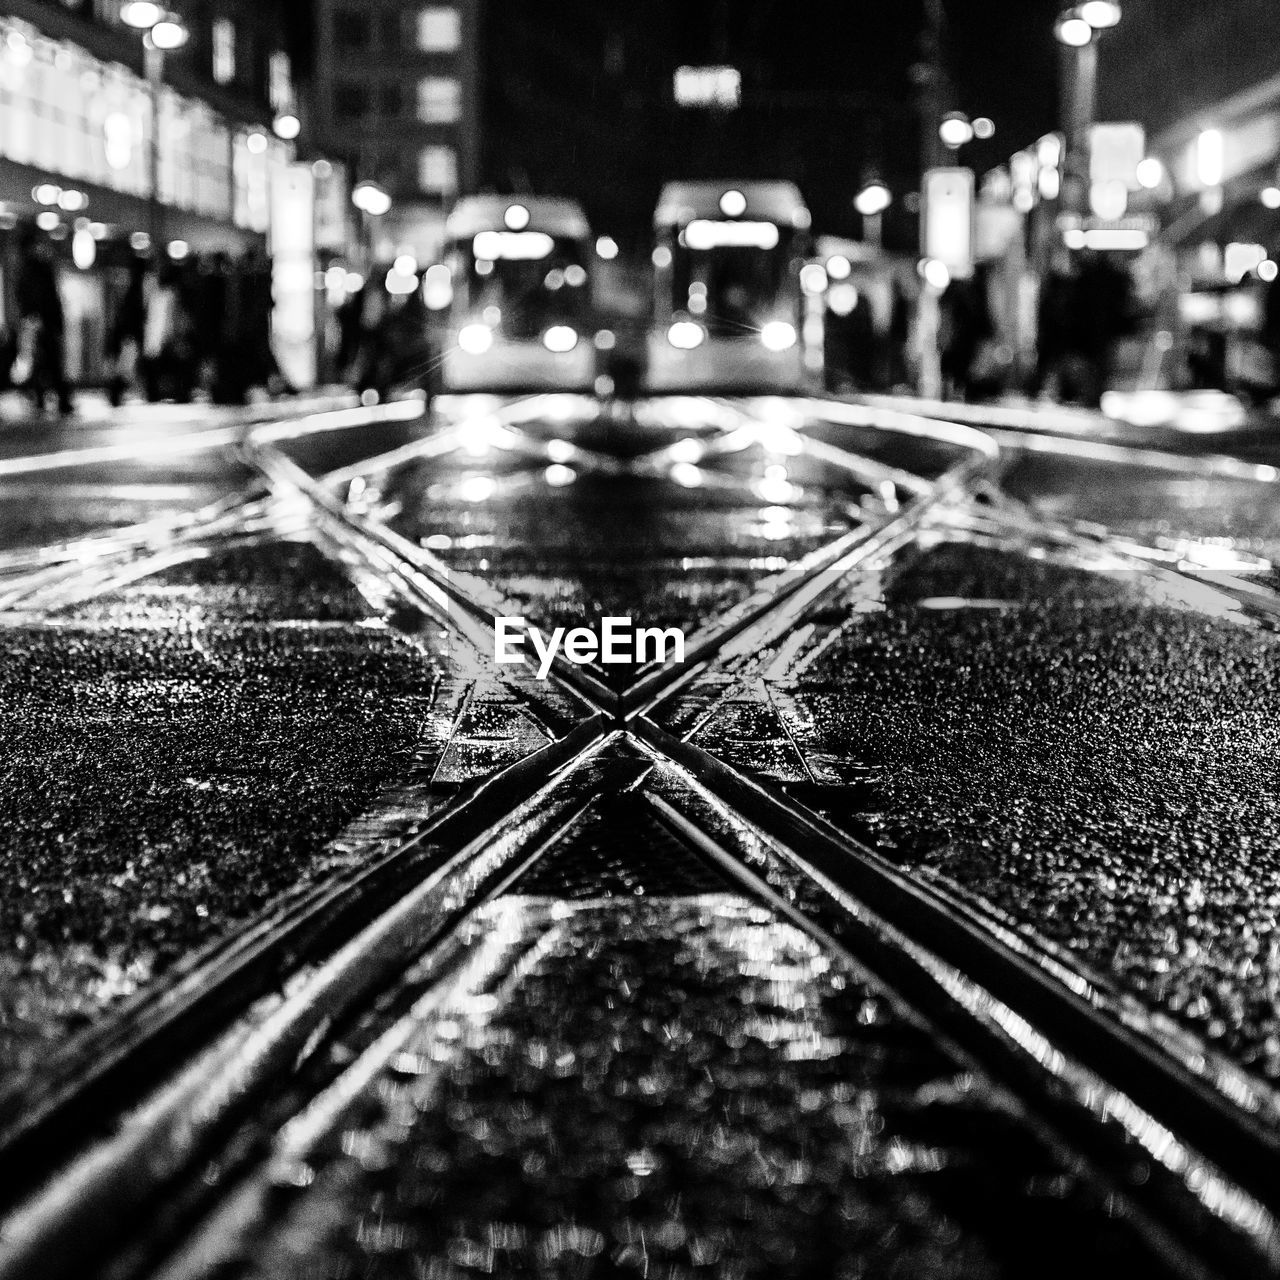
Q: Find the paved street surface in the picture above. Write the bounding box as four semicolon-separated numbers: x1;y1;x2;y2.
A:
2;391;1280;1279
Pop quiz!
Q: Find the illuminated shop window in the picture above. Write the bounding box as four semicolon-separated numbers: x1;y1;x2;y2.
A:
0;17;231;216
234;132;286;232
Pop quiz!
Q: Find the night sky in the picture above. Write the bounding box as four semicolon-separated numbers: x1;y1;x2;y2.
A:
481;0;1065;246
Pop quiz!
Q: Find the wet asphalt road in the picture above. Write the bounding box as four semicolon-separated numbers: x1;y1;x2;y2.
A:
3;393;1280;1277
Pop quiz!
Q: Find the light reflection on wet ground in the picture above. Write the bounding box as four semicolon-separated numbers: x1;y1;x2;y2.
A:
6;398;1280;1274
1004;453;1280;572
382;464;860;684
0;604;440;1082
670;537;1280;1080
58;539;380;624
227;890;1166;1280
0;474;247;556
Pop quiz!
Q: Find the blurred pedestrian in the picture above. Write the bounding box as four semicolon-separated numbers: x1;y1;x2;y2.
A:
238;246;296;397
823;286;874;392
1258;266;1280;398
1031;251;1078;400
193;252;229;401
939;266;995;401
351;284;389;398
335;287;366;386
0;273;15;393
885;278;911;390
13;224;72;416
105;258;147;407
1071;251;1135;407
385;279;437;397
141;261;197;402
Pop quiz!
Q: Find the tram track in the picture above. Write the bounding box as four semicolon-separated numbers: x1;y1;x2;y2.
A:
0;394;991;1237
232;398;1280;1270
4;393;1280;1276
3;739;1267;1280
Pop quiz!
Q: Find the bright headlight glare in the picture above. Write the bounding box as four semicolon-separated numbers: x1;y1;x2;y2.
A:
458;323;493;355
667;321;705;350
543;325;578;353
760;320;796;351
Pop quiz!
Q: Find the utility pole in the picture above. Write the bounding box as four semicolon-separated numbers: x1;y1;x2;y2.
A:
914;0;948;397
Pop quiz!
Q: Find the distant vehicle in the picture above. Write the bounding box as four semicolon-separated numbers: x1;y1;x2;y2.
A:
438;195;597;392
647;180;816;392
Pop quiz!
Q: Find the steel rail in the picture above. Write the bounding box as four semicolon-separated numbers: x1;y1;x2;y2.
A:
0;733;626;1280
101;757;1268;1280
241;436;623;715
0;398;423;479
0;693;609;1209
0;398;625;1194
13;389;1278;1277
242;427;994;726
630;710;1280;1264
636;779;1269;1280
619;456;979;718
955;488;1280;631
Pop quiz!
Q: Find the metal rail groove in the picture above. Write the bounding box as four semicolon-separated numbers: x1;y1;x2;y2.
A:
0;737;629;1280
631;712;1280;1256
0;706;609;1204
5;394;1279;1280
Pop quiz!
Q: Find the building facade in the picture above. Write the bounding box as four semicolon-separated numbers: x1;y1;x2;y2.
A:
0;0;302;385
311;0;481;262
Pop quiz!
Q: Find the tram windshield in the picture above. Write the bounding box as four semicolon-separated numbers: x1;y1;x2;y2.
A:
666;224;798;336
457;234;590;339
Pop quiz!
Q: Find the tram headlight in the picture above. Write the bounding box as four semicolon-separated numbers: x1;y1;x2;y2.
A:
667;320;705;350
760;321;797;352
543;325;579;353
458;323;494;355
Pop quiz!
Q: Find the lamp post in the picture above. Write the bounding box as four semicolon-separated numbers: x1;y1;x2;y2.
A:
351;180;392;273
120;3;187;255
1054;2;1121;224
853;180;891;249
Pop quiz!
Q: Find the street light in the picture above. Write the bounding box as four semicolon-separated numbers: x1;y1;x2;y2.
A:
120;3;188;252
1136;156;1165;190
1055;14;1092;46
854;179;891;250
149;18;187;50
854;181;891;217
939;111;974;149
352;181;392;270
119;1;164;27
1079;1;1122;28
352;181;392;217
1054;3;1121;223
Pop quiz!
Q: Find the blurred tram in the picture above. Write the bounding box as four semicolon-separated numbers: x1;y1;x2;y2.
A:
647;181;816;392
439;196;597;391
